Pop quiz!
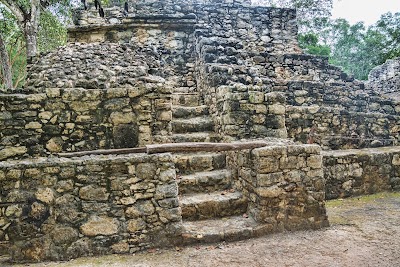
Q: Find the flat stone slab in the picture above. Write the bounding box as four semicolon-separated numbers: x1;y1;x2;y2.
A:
180;191;247;220
181;215;271;245
178;169;232;194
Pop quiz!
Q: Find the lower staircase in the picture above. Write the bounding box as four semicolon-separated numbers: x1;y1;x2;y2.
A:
171;90;267;245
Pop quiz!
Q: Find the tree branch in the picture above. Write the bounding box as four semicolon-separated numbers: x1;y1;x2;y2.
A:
0;0;26;23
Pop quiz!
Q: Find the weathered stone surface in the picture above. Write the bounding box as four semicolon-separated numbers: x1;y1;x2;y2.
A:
35;188;55;204
0;147;27;160
79;185;109;201
323;146;400;199
1;153;178;262
80;216;119;236
50;226;79;245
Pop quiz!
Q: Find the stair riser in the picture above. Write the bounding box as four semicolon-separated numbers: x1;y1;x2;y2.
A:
181;197;248;221
175;154;226;175
172;134;220;143
181;223;273;246
172;106;209;119
178;172;232;195
172;120;214;133
172;95;200;107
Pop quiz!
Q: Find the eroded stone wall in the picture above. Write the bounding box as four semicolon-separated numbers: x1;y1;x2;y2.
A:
0;86;171;160
0;153;180;262
286;106;399;150
323;147;400;200
231;144;328;232
368;57;400;100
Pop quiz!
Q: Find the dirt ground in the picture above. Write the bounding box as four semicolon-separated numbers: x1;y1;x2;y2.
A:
2;192;400;267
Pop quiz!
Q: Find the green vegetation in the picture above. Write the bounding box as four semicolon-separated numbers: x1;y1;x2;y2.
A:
0;0;399;89
299;12;400;80
326;191;400;208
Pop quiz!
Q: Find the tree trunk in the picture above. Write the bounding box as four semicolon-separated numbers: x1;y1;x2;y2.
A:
0;33;13;90
24;21;38;58
25;0;41;59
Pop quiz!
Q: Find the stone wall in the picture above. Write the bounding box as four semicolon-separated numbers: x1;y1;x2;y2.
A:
286;106;399;150
0;86;171;160
71;1;299;55
230;144;328;232
0;153;180;262
368;57;400;100
323;147;400;200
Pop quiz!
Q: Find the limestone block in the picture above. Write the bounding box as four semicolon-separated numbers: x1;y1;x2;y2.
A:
6;169;22;180
45;88;61;98
50;226;78;245
127;218;146;233
392;154;400;165
280;156;306;169
257;156;280;173
307;155;322;169
79;185;109;201
253;146;286;157
136;163;156;180
127;201;155;218
55;180;74;193
46;138;63;153
106;88;127;98
70;101;101;112
80;216;119;236
0;147;27;160
24;168;41;178
111;242;130;254
25;122;42;129
268;104;286;115
35;188;54;204
27;94;46;103
257;172;285;187
256;185;286;199
155;183;178;199
109;112;135;125
249;91;265;104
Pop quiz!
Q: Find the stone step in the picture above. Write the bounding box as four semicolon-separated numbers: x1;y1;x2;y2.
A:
178;169;232;195
180;191;247;220
171;132;220;143
174;152;226;175
172;93;201;107
172;105;209;119
181;215;270;245
172;117;214;133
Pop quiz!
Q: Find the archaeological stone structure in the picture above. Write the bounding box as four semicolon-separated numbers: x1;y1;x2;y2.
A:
1;0;400;262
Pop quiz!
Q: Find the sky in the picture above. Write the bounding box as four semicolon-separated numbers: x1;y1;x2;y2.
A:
332;0;400;25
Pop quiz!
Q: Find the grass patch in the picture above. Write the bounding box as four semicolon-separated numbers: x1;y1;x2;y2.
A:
326;191;400;208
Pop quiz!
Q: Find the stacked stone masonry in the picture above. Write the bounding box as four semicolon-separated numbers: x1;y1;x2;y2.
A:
323;146;400;200
0;153;181;261
1;0;400;262
368;57;400;100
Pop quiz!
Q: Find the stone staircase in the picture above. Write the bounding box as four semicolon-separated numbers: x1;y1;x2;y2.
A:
171;89;267;245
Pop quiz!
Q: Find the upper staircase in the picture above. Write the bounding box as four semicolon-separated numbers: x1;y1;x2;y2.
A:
171;87;267;245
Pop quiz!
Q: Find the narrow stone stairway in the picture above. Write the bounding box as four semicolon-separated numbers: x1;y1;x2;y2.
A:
171;90;266;245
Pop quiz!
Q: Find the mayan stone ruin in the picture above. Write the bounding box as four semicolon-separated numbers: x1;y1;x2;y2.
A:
0;0;400;262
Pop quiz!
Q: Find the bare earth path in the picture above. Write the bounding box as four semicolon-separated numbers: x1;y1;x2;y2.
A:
3;192;400;267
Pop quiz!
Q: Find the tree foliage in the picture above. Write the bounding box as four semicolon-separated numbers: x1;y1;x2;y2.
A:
251;0;333;32
301;12;400;80
0;0;70;89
